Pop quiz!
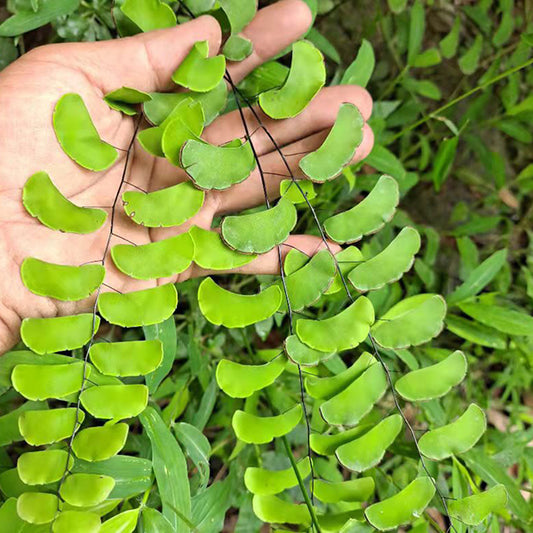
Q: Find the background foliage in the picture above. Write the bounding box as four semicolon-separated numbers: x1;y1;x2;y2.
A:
0;0;532;531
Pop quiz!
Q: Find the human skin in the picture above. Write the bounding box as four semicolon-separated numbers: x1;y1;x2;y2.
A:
0;0;373;354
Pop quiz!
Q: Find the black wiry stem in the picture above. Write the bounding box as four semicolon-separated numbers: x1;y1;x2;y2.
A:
54;117;141;524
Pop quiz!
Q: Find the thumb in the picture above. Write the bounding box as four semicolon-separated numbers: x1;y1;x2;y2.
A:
52;16;222;94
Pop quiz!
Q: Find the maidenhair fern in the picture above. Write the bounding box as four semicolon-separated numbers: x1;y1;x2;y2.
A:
0;0;510;531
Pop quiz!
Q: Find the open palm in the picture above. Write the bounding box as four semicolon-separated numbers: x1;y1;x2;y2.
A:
0;0;373;353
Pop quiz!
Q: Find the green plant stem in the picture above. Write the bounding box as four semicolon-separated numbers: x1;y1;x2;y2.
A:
389;57;533;142
281;435;322;533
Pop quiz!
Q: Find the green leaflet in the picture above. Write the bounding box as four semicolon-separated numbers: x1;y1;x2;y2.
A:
364;477;436;531
284;334;333;366
181;139;256;190
446;314;507;349
223;35;253;61
1;498;48;531
244;458;311;496
22;171;107;234
72;423;129;462
371;294;446;349
198;277;282;328
144;81;227;126
138;98;204;159
216;356;286;398
395;350;467;401
341;38;375;86
60;473;115;507
89;340;163;377
189;225;256;270
12;362;87;401
314;477;375;503
53;93;118;172
221;197;298;254
52;511;101;533
252;494;310;526
98;284;177;327
19;408;84;446
280;179;317;204
299;103;364;182
16;492;59;525
295;296;374;352
324;175;399;244
80;384;149;420
325;246;364;295
336;415;403;472
18;449;73;485
219;0;257;34
258;40;325;119
100;509;139;533
120;0;176;31
348;227;421;291
111;232;194;280
305;352;376;400
278;249;336;311
232;405;302;444
172;40;226;92
123;182;204;228
21;258;105;301
21;314;100;354
141;508;174;533
419;404;486;460
104;87;151;116
139;407;191;533
319;362;387;426
448;485;507;526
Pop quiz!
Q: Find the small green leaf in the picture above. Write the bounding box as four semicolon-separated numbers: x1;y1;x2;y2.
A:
296;296;374;352
21;314;100;354
458;35;483;75
219;0;257;33
60;473;115;507
111;232;194;280
284;334;333;366
89;340;163;377
172;40;226;92
325;246;364;295
419;404;486;460
53;94;118;172
174;422;211;490
432;136;458;191
18;449;73;485
305;352;375;399
101;509;139;533
324;175;399;244
21;258;105;301
23;172;107;234
279;179;317;204
349;227;421;291
440;17;461;59
310;424;370;456
80;384;148;420
458;301;533;336
446;314;507;349
365;477;435;531
395;350;467;401
222;197;297;254
336;415;402;472
448;485;507;526
12;362;87;401
341;39;375;87
190;225;256;270
223;35;253;61
320;362;387;426
314;477;375;503
52;511;100;533
123;182;204;228
120;0;176;31
19;408;84;446
98;284;177;327
252;494;310;526
216;356;286;398
104;87;151;115
16;492;59;525
198;277;282;328
299;103;364;182
72;423;129;462
259;40;325;119
371;294;446;349
232;405;302;444
181;138;256;190
244;458;310;495
407;0;425;64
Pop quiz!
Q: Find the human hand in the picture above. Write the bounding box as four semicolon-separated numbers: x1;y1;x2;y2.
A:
0;0;373;353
